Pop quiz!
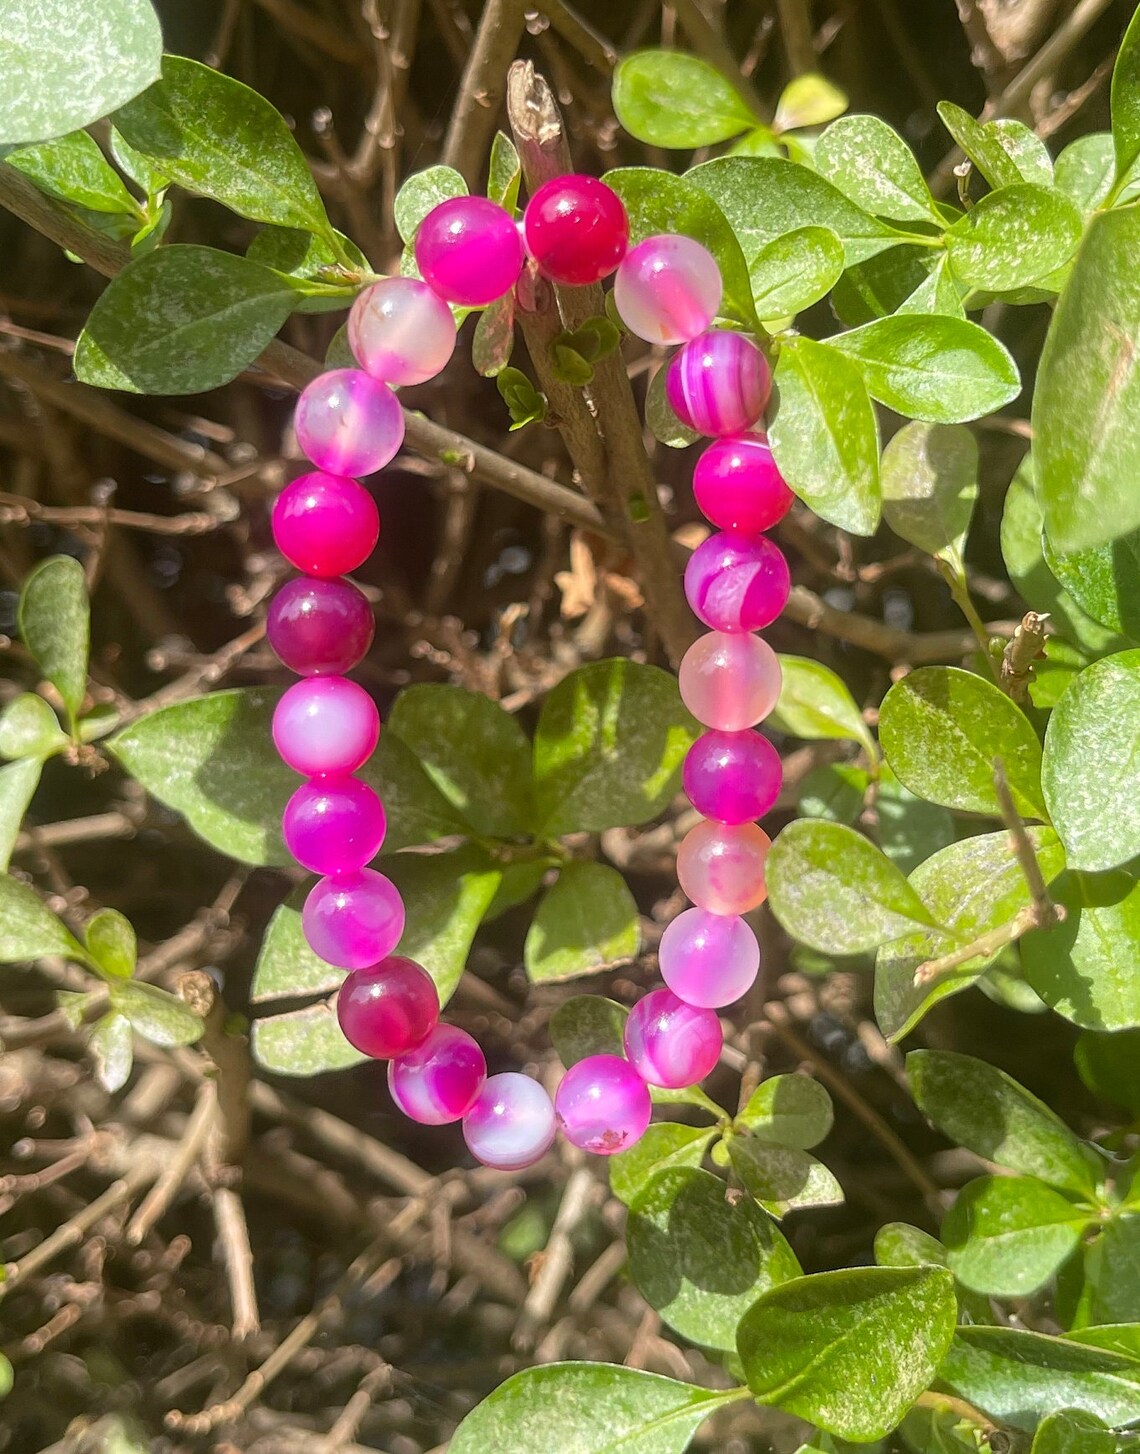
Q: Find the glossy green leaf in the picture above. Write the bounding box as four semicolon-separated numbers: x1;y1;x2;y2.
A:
937;102;1025;191
19;555;88;727
881;422;977;562
90;1010;133;1093
1043;529;1140;641
831;244;935;327
1083;1215;1140;1325
645;361;700;448
773;73;847;132
1023;866;1140;1032
609;1124;717;1208
0;872;87;964
394;165;467;245
487;130;520;212
736;1074;833;1149
250;888;340;1004
897;255;966;320
110;980;203;1048
549;995;627;1068
0;758;41;871
388;847;503;1004
1032;1408;1116;1454
6;130;139;214
612;51;754;148
874;764;956;876
252;1001;366;1076
0;694;67;760
85;908;136;979
943;1174;1092;1296
737;1266;957;1441
769;654;875;757
815;114;937;224
987;119;1054;186
1056;134;1117;213
1112;3;1140;184
946;185;1081;293
749;226;844;319
728;1137;843;1218
797;762;867;826
524;861;640;983
246;226;368;311
1075;1027;1140;1112
874;1222;949;1269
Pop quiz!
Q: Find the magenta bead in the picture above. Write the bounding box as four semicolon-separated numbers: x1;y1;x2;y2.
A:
677;819;771;915
302;868;405;971
554;1054;651;1157
666;331;771;437
272;472;379;578
693;433;794;534
414;196;524;307
272;677;380;776
266;577;374;677
389;1024;487;1125
684;532;790;633
659;908;760;1009
523;174;629;286
613;235;722;345
348;277;457;386
683;730;782;824
283;776;387;875
336;957;440;1059
294;369;404;477
679;631;782;731
623;988;723;1089
463;1072;557;1170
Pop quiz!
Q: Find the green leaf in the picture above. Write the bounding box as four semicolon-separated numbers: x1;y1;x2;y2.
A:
6;130;139;214
533;660;697;836
1043;529;1140;641
471;292;515;377
108;122;167;195
0;694;67;759
246;226;369;312
736;1074;833;1149
939;1326;1140;1429
897;255;966;320
90;1010;133;1093
1112;3;1140;185
942;1174;1092;1296
1083;1215;1140;1325
769;335;881;536
907;1049;1096;1196
827;316;1021;424
936;102;1026;191
251;889;341;1004
815;115;937;224
1042;649;1140;871
879;666;1046;819
728;1137;844;1218
748;226;844;321
394;165;467;245
875;763;956;876
1076;1027;1140;1112
736;1266;957;1441
549;995;628;1068
0;757;41;871
797;762;867;826
75;245;296;395
0;1352;11;1398
0;0;161;146
1022;866;1140;1032
114;56;331;235
1034;207;1140;555
770;654;875;757
524;862;640;983
85;908;136;979
767;819;939;956
487;130;520;212
110;980;203;1048
609;1124;717;1208
448;1363;740;1454
874;1222;949;1269
1032;1409;1116;1454
987;119;1054;187
1055;133;1118;213
773;74;848;133
646;362;700;448
388;683;533;837
496;365;547;430
628;1167;800;1352
612;51;754;148
252;1000;366;1076
875;828;1066;1041
945;185;1082;294
831;244;936;327
0;873;87;964
19;555;89;727
881;422;977;562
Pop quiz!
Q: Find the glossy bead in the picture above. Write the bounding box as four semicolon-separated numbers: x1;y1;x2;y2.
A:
683;730;782;824
348;277;457;385
666;331;770;437
294;369;404;477
283;776;387;875
554;1054;651;1156
389;1024;487;1125
613;234;722;344
659;908;760;1008
463;1073;557;1170
684;532;790;633
414;196;524;307
623;988;723;1089
678;631;782;731
266;576;374;677
337;957;439;1059
272;677;380;776
272;473;379;578
677;819;771;915
523;174;629;286
302;868;405;970
693;432;794;534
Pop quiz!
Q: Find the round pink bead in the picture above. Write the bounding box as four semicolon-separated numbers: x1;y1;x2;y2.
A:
272;677;379;777
613;234;722;345
659;908;760;1009
272;473;379;578
623;988;723;1089
693;433;794;534
677;819;771;915
266;577;374;677
389;1024;487;1125
283;776;387;875
679;631;782;731
463;1072;557;1170
294;369;404;477
684;532;790;634
523;174;629;286
348;277;457;386
414;196;524;307
666;331;771;437
554;1054;651;1157
336;957;439;1059
682;730;782;824
302;868;405;971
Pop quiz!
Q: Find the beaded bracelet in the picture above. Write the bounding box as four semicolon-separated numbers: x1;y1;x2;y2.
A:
264;173;794;1172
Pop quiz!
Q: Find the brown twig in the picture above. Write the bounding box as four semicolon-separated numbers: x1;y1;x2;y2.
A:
775;0;817;75
1000;610;1048;703
513;1162;598;1350
126;1082;216;1244
442;0;529;186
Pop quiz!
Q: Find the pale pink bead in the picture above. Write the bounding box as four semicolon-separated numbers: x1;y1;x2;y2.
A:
463;1073;557;1170
389;1024;487;1125
659;908;760;1008
666;331;770;438
414;196;524;307
302;868;405;970
613;235;722;345
684;532;791;633
272;677;380;776
623;988;723;1089
678;631;782;731
677;819;771;915
294;368;404;477
348;278;457;386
